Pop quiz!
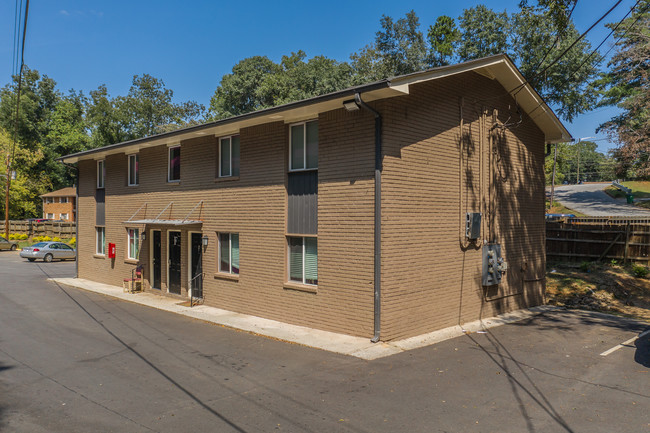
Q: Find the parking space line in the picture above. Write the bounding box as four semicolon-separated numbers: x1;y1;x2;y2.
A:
600;329;650;356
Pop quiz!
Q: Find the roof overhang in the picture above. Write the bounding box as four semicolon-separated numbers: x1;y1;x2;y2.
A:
60;54;570;164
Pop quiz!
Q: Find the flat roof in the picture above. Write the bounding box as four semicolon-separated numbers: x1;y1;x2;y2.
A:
60;54;571;164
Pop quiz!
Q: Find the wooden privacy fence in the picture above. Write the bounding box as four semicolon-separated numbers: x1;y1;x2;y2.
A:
8;220;76;238
547;219;650;264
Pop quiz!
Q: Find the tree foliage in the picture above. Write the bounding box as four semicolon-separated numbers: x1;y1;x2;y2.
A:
598;1;650;177
545;141;615;185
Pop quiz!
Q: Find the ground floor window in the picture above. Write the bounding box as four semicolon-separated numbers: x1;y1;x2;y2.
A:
96;227;105;255
218;233;239;274
127;228;140;259
60;213;68;220
288;236;317;285
47;213;54;219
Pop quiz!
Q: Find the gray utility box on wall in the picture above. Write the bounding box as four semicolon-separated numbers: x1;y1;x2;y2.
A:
482;243;508;286
466;212;482;240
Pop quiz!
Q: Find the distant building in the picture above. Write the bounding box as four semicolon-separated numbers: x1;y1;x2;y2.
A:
41;187;76;222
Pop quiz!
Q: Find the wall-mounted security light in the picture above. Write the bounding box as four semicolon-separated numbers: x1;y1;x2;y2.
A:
343;100;359;112
202;235;209;248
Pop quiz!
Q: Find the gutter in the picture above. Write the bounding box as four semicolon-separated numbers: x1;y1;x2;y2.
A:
350;93;383;343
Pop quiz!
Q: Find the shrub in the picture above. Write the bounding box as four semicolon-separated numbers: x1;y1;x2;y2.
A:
52;237;61;242
42;236;51;241
8;233;16;240
579;261;591;273
69;237;76;247
20;234;28;240
632;264;649;278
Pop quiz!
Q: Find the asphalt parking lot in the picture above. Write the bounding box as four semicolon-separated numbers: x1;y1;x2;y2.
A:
0;251;648;432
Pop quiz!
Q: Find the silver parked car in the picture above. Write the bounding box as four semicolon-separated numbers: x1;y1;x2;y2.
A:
0;236;18;251
20;242;76;262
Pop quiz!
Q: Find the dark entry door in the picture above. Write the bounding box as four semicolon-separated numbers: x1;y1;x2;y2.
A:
190;233;203;299
168;231;182;295
152;231;162;289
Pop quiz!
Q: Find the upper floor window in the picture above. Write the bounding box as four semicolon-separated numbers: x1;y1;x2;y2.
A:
219;136;240;178
45;197;54;204
168;146;180;182
61;197;69;203
97;160;105;188
128;154;139;186
289;121;318;171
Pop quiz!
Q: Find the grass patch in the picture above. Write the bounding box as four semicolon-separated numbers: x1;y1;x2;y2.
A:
545;198;586;217
604;185;626;199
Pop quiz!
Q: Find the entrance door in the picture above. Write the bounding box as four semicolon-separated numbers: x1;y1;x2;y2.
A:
168;231;182;295
151;230;162;289
190;233;203;299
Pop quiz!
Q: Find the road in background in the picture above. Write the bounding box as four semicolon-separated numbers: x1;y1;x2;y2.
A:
552;183;650;216
0;252;648;432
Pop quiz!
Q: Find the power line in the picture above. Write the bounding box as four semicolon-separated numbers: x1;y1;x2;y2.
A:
524;0;650;124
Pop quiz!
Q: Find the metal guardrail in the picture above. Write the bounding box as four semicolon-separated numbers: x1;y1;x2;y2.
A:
612;181;632;194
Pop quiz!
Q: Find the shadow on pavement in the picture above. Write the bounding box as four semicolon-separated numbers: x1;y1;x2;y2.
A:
635;334;649;367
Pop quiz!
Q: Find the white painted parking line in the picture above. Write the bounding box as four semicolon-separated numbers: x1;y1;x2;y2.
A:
600;329;650;356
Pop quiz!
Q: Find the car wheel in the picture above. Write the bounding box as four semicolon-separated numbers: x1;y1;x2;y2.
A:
43;254;53;263
27;258;35;262
10;244;16;251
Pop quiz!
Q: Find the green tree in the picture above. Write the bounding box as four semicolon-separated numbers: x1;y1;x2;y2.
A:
351;10;427;82
209;56;282;119
427;16;460;67
598;1;650;177
511;7;602;121
457;5;509;61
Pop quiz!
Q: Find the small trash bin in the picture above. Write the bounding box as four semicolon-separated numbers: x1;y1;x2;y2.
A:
626;194;634;204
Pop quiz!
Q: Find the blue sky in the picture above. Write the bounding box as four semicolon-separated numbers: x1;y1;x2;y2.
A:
0;0;637;153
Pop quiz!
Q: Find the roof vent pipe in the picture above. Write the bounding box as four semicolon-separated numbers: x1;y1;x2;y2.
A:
345;93;382;343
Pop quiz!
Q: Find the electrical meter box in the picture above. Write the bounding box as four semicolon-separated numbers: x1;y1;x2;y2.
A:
482;243;507;286
466;212;482;240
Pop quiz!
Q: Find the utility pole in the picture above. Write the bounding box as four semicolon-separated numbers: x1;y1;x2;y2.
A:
5;0;30;239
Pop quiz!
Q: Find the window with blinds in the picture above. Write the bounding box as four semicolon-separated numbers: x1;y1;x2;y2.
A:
219;233;239;274
288;236;317;285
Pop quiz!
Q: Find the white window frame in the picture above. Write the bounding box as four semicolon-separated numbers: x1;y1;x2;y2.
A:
45;197;54;204
96;227;106;255
128;153;139;186
60;213;69;220
168;145;181;183
287;236;317;286
61;197;69;203
289;120;317;172
218;233;239;274
127;228;140;260
97;160;105;189
46;213;55;219
218;135;239;178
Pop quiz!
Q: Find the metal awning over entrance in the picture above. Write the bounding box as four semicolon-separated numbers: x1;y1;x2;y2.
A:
122;200;204;226
124;219;202;226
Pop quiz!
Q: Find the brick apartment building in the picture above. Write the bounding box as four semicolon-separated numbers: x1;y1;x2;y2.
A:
61;55;570;341
41;187;76;221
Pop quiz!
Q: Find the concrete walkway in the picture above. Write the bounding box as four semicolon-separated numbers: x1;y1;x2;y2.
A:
50;277;553;360
551;183;650;216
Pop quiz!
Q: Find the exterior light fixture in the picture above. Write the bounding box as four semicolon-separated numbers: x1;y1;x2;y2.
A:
202;235;209;248
141;232;146;241
343;100;359;112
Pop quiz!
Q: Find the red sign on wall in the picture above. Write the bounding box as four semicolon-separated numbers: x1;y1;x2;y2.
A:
108;243;116;258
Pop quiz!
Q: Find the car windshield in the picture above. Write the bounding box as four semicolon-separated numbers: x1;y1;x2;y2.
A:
31;242;48;247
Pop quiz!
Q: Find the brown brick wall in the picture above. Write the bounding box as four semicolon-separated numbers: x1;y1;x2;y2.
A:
380;72;546;340
77;71;546;340
42;199;76;221
77;118;378;337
